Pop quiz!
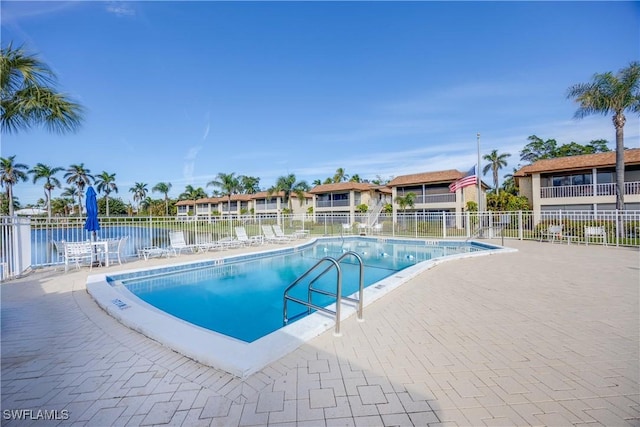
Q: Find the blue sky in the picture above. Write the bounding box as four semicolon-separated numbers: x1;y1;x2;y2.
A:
2;1;639;206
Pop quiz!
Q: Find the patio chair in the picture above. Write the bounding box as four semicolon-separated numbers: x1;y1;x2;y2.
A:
104;236;129;265
584;226;607;246
235;227;263;246
169;231;199;255
372;223;383;235
64;241;96;272
540;225;563;243
271;224;295;241
342;223;353;235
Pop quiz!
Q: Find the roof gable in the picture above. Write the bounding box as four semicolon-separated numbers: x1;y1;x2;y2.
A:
388;170;464;186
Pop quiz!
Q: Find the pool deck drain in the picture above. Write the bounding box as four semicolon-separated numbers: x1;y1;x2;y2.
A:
2;239;638;426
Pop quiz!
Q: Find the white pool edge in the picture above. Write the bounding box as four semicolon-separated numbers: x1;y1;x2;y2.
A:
86;238;516;378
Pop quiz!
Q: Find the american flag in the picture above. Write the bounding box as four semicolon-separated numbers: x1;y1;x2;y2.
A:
449;166;477;192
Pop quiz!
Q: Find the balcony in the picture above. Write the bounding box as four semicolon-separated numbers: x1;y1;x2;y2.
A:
540;181;640;198
316;200;350;208
415;193;456;204
255;203;278;211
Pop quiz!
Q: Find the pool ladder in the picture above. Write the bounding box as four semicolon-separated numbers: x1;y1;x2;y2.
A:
283;251;364;336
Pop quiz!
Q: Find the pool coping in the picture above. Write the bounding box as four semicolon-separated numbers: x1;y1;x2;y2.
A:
86;237;516;378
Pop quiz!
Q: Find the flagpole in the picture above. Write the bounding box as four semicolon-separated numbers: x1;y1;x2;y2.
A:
476;133;481;212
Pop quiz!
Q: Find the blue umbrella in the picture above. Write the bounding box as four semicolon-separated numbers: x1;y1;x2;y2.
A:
84;186;100;233
85;186;100;265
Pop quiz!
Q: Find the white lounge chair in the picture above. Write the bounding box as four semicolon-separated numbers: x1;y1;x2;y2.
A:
261;225;288;243
342;223;353;235
235;227;263;246
271;224;295;241
169;231;198;255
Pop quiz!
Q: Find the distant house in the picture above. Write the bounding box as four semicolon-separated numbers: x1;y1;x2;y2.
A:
387;169;487;218
309;182;386;224
251;191;313;215
514;148;640;216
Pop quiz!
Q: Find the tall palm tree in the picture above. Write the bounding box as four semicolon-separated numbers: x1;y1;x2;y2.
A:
94;171;118;216
60;186;78;215
1;43;84;134
268;174;310;211
29;163;63;218
129;182;148;213
178;184;207;201
152;182;172;216
64;163;93;215
239;175;260;194
567;61;640;211
333;168;349;183
207;172;240;214
0;155;29;216
482;150;511;194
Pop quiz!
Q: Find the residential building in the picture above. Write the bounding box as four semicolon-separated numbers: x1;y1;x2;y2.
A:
514;149;640;219
387;169;487;219
252;191;313;215
309;182;385;224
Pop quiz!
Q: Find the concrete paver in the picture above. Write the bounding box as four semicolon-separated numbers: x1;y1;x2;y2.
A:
1;239;638;426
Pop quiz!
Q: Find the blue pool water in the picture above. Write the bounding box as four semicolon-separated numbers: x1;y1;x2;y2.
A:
109;238;489;343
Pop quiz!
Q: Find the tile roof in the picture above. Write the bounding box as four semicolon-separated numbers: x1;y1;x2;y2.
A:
514;148;640;176
309;182;377;194
388;170;464;186
251;191;312;199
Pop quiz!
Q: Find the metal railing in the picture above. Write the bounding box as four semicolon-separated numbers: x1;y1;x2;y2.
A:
540;181;640;198
2;209;639;280
282;250;364;336
283;257;343;335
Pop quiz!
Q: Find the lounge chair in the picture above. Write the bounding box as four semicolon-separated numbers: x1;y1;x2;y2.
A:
261;225;289;243
235;227;263;246
540;225;563;243
169;231;199;255
271;224;296;241
585;226;607;246
138;246;171;260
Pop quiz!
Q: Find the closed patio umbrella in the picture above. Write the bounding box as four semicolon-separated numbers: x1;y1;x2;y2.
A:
84;186;100;265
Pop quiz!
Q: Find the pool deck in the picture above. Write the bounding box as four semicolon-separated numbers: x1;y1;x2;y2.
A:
1;239;638;426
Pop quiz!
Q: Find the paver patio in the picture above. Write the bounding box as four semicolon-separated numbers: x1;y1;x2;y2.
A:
1;239;638;426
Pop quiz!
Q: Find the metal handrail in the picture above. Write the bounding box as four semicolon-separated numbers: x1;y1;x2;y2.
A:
283;257;343;335
282;251;365;337
308;251;364;321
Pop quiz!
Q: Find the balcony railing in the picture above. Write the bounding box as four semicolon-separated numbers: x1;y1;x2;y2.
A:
255;203;278;211
415;193;456;204
540;181;640;198
316;200;350;208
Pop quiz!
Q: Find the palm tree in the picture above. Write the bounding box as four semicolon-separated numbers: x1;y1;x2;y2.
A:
567;61;640;211
178;185;207;201
0;155;28;216
395;192;416;212
152;182;172;216
64;163;93;215
29;163;63;219
349;174;362;183
1;43;84;134
60;186;78;215
333;168;349;183
94;171;118;216
129;182;148;213
207;172;240;214
482;150;511;194
239;175;260;194
268;174;310;211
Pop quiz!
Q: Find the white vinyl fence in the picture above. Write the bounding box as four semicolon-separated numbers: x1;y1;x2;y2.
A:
2;210;638;280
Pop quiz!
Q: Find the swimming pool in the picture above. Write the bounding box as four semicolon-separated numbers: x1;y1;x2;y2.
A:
87;237;514;377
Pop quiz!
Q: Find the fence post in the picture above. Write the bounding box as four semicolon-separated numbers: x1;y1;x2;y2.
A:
518;210;523;240
442;211;447;238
